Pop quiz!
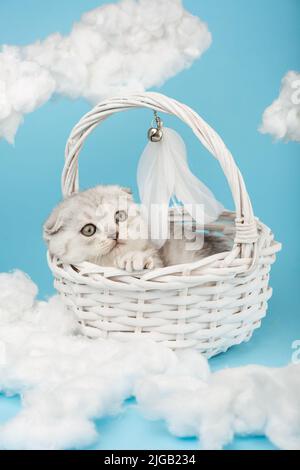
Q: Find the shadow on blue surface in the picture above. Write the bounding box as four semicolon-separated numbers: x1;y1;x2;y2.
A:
0;393;21;424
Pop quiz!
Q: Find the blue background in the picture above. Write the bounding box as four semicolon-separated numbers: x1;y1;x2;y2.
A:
0;0;299;450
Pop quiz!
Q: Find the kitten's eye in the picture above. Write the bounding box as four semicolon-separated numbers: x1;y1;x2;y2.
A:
81;223;96;237
115;210;128;223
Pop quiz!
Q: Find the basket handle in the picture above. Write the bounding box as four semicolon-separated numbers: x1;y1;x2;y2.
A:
62;92;258;246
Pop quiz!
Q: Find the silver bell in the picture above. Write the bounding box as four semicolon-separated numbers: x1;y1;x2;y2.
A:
148;127;163;142
147;113;163;142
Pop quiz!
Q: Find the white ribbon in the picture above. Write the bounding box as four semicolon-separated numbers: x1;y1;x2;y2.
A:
137;127;224;246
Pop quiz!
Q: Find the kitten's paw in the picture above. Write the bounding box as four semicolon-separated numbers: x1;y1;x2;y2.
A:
144;255;162;270
115;251;162;272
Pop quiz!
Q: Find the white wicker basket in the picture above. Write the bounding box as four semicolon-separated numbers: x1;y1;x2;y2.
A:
48;92;281;358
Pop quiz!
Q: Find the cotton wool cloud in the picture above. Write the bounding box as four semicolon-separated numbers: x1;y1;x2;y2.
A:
260;71;300;143
0;270;299;450
0;0;212;143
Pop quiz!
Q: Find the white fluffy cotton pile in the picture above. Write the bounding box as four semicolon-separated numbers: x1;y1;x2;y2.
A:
260;71;300;143
0;0;212;143
136;362;300;450
0;270;299;450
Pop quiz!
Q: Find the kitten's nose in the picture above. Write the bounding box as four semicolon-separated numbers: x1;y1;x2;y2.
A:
107;229;118;241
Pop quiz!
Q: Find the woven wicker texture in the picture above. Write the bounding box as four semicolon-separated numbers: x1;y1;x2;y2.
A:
48;92;281;357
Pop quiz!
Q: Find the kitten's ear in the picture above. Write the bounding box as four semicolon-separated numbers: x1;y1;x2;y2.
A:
43;207;64;241
121;187;133;198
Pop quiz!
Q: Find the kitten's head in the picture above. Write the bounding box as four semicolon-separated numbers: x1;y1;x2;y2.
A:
43;185;146;265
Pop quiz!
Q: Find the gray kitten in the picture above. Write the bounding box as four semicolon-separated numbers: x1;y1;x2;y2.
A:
160;222;232;267
44;185;231;271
